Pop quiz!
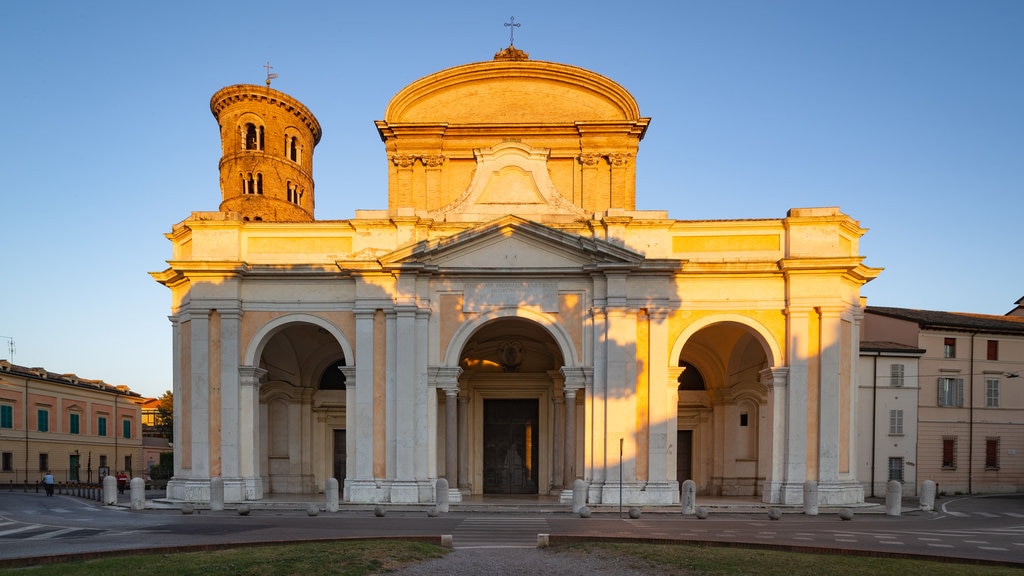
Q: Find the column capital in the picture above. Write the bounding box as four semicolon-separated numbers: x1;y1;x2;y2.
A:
239;365;267;387
218;308;243;321
338;365;356;386
429;366;463;391
760;367;789;390
559;366;590;392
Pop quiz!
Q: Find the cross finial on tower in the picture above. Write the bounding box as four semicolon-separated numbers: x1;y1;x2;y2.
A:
504;16;521;46
264;61;278;87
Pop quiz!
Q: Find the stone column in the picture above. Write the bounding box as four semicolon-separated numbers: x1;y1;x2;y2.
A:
457;395;469;491
818;308;842;485
646;310;677;504
761;366;798;504
552;393;565;490
238;365;266;500
422;154;445;212
349;309;377;502
390;154;416;210
444;389;458;486
607;153;630;209
189;310;211;481
561;367;588;488
219;310;242;499
579;153;604;211
340;365;356;500
390;304;419;503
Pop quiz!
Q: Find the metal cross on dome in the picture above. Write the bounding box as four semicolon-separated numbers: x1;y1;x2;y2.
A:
504;16;521;46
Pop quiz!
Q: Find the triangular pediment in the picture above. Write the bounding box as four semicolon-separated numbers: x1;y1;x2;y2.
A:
380;215;644;272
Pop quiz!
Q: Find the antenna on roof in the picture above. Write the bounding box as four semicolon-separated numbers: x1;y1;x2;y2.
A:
0;336;14;364
264;61;278;87
504;16;521;47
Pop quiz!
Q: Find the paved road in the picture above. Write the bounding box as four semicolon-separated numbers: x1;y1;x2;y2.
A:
0;492;1020;567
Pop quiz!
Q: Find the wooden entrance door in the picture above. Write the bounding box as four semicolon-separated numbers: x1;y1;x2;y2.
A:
333;429;346;485
677;430;693;487
483;399;539;494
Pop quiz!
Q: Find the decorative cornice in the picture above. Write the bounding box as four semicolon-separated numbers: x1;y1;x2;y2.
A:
211;84;322;144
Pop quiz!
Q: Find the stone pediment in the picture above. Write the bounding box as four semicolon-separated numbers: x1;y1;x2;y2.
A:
380;215;644;272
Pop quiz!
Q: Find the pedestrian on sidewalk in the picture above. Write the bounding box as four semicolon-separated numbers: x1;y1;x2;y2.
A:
42;471;55;496
116;471;128;494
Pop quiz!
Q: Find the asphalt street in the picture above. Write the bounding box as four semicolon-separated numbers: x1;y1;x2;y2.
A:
0;491;1020;568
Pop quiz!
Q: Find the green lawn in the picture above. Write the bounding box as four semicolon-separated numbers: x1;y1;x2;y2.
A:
2;540;1018;575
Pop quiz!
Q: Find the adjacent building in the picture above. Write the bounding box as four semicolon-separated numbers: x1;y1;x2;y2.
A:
0;360;143;485
861;306;1024;495
153;46;881;505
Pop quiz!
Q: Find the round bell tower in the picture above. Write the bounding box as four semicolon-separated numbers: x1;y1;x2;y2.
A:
210;84;321;222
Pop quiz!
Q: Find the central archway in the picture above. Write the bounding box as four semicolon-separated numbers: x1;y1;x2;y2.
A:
453;315;570;496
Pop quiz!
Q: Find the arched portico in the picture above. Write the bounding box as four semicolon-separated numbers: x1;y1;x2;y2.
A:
437;312;584;498
672;315;779;498
242;314;354;498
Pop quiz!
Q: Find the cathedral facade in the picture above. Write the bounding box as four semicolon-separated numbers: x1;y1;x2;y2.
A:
152;47;880;506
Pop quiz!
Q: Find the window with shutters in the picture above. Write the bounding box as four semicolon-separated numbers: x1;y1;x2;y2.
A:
942;436;957;469
985;379;1000;408
985;438;999;470
889;409;903;435
889;363;904;387
937;377;963;407
0;404;12;429
987;340;998;361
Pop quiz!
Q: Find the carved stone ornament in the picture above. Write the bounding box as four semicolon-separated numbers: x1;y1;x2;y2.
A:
421;154;446;167
579;153;602;167
390;154;417;168
607;152;631;167
498;340;524;372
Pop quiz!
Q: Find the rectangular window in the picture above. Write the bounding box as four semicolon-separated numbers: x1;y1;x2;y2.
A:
937;377;964;407
942;436;957;469
986;438;1000;470
888;457;904;482
0;405;12;429
124;455;132;475
740;412;749;427
37;409;48;432
889;409;904;435
987;340;998;361
122;419;131;439
943;337;956;359
98;416;107;437
69;413;80;435
38;453;48;472
889;363;904;387
986;379;1000;408
1;452;11;472
942;334;958;356
99;455;107;468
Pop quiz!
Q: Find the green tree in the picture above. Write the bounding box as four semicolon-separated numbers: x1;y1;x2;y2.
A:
155;390;173;439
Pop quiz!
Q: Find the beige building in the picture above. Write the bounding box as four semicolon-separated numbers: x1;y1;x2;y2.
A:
862;306;1024;494
0;360;143;485
857;339;924;497
153;46;881;506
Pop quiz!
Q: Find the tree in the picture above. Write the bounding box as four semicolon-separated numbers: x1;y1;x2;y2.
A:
155;390;173;439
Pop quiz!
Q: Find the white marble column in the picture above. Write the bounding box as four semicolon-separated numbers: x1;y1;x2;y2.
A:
818;308;842;484
762;364;798;504
348;309;377;502
390;305;418;502
189;310;211;481
645;310;677;504
219;310;241;499
457;395;469;491
238;365;266;500
560;366;588;489
552;393;565;490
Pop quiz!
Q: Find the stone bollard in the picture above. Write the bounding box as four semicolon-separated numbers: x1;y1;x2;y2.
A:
537;533;549;548
803;480;818;516
838;508;854;521
578;506;592;518
325;478;339;513
628;507;641;519
237;504;251;516
436;478;450;514
572;479;589;514
919;480;936;512
374;505;386;517
130;477;146;510
210;476;225;512
768;508;782;521
681;479;696;515
102;475;117;505
885;480;902;516
306;504;320;516
441;534;453;548
695;506;709;519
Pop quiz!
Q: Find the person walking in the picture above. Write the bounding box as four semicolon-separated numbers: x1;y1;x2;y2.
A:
116;471;128;494
42;471;55;496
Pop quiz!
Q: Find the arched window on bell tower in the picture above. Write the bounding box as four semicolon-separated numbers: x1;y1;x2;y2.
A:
244;122;265;151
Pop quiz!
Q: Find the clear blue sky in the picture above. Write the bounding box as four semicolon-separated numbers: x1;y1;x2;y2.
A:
2;1;1021;398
